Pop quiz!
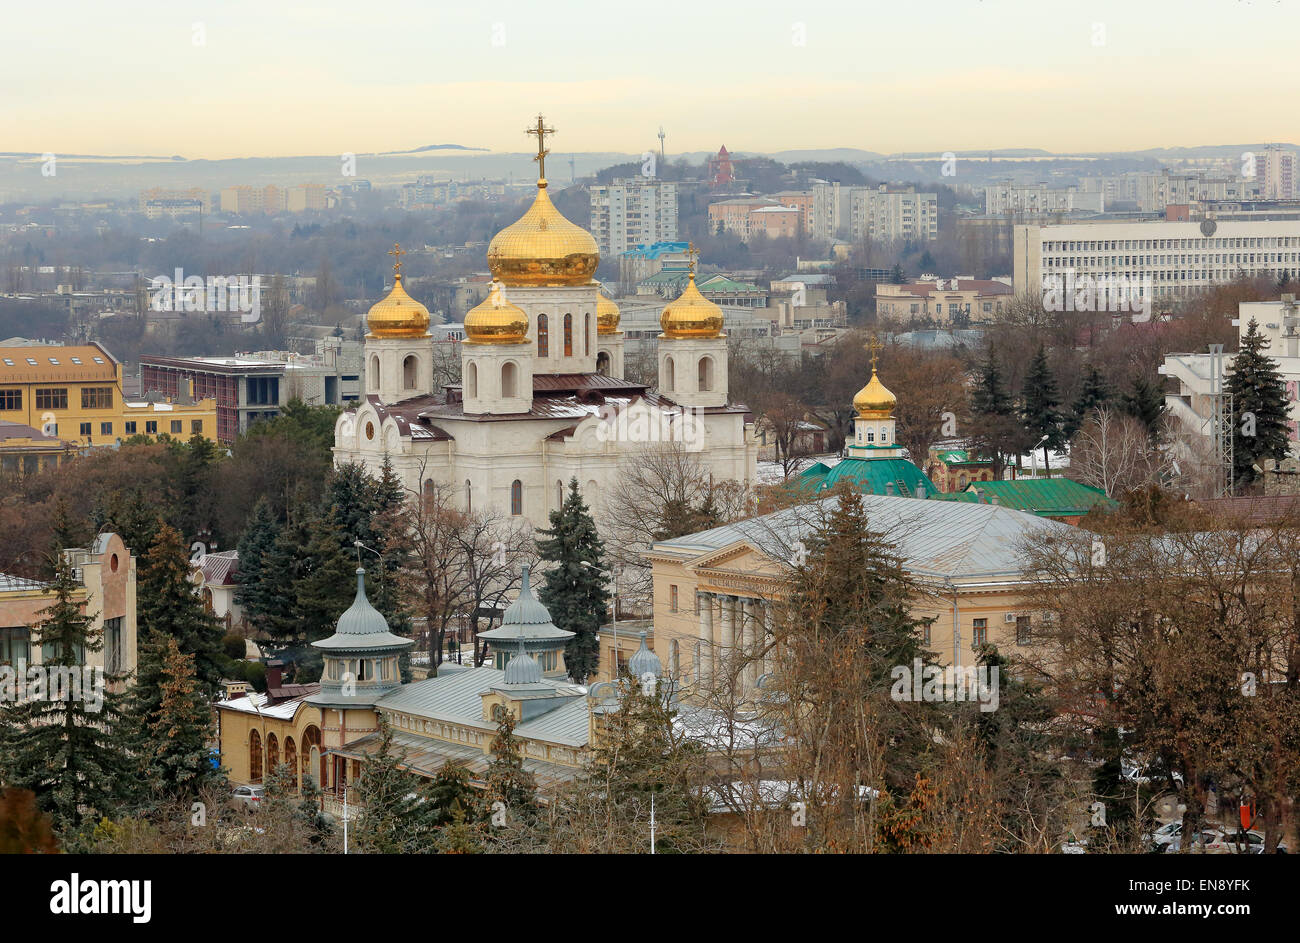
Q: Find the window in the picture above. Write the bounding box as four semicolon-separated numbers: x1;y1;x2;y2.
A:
670;585;679;612
584;312;591;356
104;617;123;673
1016;615;1031;646
563;313;573;356
170;420;182;434
369;356;379;390
0;627;30;666
922;623;931;646
698;356;714;391
664;356;675;391
81;387;113;409
537;314;548;357
124;421;136;435
501;361;518;399
466;361;478;399
0;389;20;410
100;422;112;436
36;388;68;410
403;355;418;390
972;617;988;649
191;419;202;434
146;421;158;435
79;422;92;436
510;479;522;516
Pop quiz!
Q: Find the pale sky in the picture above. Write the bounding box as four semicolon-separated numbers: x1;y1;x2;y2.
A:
3;0;1297;159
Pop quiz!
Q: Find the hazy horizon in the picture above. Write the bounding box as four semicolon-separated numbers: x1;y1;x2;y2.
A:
5;0;1298;160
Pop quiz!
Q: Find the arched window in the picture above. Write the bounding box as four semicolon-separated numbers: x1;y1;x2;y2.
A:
563;313;573;356
502;361;518;399
466;361;478;399
698;356;714;391
465;480;472;512
556;479;564;509
369;355;380;392
249;729;263;784
302;725;322;786
664;356;675;391
537;314;549;357
402;354;418;390
585;479;599;511
596;351;610;376
511;479;523;516
283;737;298;792
266;732;280;773
584;313;591;356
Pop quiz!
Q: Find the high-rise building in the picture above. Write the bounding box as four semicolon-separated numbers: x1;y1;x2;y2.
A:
589;178;678;256
1259;145;1298;201
848;185;939;243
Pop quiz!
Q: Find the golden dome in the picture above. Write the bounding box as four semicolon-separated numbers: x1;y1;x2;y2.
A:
487;179;599;287
595;283;621;334
366;274;430;339
660;271;724;339
463;281;530;345
853;369;896;419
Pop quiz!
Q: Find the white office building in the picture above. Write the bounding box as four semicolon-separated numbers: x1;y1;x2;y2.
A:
589;178;678;257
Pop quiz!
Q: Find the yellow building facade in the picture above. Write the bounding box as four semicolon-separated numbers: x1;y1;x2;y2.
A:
0;342;217;446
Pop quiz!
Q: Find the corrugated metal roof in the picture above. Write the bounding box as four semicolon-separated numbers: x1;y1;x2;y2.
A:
0;343;117;383
798;457;934;498
931;478;1115;517
332;730;580;786
0;573;49;593
653;491;1070;581
199;550;238;586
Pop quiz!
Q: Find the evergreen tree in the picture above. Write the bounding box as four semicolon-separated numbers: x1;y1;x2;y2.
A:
536;478;610;682
0;519;131;831
423;760;482;829
295;512;358;650
1019;345;1065;473
234;496;281;632
133;636;222;799
1064;363;1111;441
1118;374;1166;441
1227;318;1292;488
354;717;425;853
484;705;537;827
258;507;315;645
137;523;225;695
969;347;1021;479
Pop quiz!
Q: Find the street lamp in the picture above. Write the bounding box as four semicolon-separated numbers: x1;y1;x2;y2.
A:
1029;434;1049;479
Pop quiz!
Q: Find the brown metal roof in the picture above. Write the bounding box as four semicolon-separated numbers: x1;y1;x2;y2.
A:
0;342;118;384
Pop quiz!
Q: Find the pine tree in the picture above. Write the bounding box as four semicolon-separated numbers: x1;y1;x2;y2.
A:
1117;374;1165;442
295;512;358;650
1227;318;1292;488
354;717;425;853
259;507;315;645
137;523;225;696
536;478;610;682
234;496;281;632
1019;345;1065;473
969;347;1021;479
133;636;222;800
1065;363;1111;441
0;521;132;831
484;705;537;825
423;760;482;829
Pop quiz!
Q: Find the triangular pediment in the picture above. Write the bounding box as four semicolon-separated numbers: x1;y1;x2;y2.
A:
686;540;782;577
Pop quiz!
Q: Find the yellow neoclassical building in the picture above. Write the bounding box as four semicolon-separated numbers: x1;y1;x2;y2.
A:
0;342;217;447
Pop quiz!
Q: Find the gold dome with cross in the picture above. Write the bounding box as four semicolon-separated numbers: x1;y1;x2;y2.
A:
486;115;599;287
659;244;724;339
853;334;897;418
366;244;431;338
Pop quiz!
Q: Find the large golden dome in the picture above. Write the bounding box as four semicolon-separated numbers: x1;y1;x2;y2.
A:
660;271;723;339
595;283;621;334
464;281;529;345
853;369;896;419
487;179;599;287
366;273;430;339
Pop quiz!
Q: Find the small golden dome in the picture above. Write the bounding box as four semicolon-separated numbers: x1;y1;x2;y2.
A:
366;274;430;339
853;369;896;419
660;272;724;339
487;180;599;287
595;283;621;334
464;281;530;345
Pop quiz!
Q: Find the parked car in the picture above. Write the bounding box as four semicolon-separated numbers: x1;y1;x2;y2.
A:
1122;762;1184;789
1163;827;1288;854
1144;820;1183;852
231;785;264;809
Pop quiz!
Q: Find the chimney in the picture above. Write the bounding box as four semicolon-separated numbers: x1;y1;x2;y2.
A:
916;483;927;500
264;659;284;697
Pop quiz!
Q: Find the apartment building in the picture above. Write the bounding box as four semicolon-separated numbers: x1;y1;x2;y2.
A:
588;178;678;256
1081;170;1261;213
1259;145;1298;201
220;184;327;215
848;185;938;243
984;182;1104;215
137;187;211;220
1012;219;1300;301
876;278;1013;324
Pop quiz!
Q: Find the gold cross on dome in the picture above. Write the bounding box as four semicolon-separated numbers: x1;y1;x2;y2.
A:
388;243;406;276
866;333;883;372
686;242;699;276
526;114;554;180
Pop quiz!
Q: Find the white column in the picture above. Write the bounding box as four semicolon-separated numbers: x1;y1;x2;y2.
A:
698;592;714;688
720;595;736;665
741;598;757;692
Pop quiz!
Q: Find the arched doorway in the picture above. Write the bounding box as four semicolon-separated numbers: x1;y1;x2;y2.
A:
302;725;323;787
283;736;298;793
266;732;279;775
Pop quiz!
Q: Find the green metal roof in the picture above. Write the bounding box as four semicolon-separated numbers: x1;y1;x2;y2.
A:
929;477;1116;518
797;457;934;498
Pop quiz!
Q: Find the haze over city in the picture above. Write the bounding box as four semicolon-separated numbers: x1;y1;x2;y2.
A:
5;0;1299;158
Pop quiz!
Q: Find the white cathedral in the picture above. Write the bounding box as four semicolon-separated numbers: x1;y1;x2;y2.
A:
332;117;756;528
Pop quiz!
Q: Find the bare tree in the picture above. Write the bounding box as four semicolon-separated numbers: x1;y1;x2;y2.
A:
1067;408;1171;498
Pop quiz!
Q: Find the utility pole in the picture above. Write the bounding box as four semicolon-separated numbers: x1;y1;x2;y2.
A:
658;126;666;164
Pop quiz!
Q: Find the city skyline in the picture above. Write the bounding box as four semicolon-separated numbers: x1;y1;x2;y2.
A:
4;0;1298;160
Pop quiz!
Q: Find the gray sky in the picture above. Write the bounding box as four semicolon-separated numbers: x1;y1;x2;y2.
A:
4;0;1297;158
